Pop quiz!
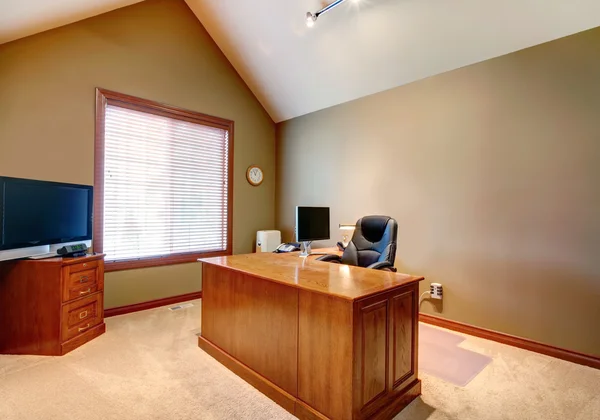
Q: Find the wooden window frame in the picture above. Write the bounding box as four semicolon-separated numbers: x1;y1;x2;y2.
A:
94;88;234;272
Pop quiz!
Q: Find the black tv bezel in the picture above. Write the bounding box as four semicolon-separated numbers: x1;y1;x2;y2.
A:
295;206;331;242
0;176;93;251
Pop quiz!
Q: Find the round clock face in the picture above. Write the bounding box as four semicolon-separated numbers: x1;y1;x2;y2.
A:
247;165;264;186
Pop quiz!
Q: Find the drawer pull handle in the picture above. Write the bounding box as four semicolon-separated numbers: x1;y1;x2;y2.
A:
79;288;92;295
79;310;88;319
78;323;91;332
83;263;88;267
79;276;89;283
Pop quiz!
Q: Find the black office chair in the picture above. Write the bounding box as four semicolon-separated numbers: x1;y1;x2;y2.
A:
317;215;398;272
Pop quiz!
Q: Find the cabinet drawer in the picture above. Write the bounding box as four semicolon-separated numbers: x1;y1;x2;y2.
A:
69;260;99;274
62;293;103;342
68;268;96;288
63;268;99;302
65;282;100;303
62;262;103;303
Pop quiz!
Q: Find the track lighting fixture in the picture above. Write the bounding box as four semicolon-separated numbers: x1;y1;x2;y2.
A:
305;0;351;28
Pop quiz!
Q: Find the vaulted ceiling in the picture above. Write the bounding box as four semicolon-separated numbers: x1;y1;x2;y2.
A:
2;0;599;122
186;0;600;122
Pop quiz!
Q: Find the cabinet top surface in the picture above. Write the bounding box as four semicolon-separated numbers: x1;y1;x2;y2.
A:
199;251;423;301
9;253;105;266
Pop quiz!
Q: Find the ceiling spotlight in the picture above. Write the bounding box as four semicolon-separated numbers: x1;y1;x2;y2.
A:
306;12;316;28
305;0;349;28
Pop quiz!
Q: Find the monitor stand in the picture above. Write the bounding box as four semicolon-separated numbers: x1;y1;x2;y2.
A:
299;241;312;257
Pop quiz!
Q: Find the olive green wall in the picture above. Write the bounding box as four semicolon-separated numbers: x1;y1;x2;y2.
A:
276;27;600;356
0;0;276;308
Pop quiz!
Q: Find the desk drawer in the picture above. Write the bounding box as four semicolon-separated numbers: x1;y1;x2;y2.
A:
62;293;103;342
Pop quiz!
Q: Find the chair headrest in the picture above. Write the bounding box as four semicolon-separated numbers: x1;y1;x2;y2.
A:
358;215;393;243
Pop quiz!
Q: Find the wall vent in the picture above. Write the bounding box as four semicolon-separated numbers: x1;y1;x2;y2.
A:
168;302;194;311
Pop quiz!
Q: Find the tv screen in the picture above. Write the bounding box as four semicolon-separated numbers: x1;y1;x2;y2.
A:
0;177;93;251
296;206;330;242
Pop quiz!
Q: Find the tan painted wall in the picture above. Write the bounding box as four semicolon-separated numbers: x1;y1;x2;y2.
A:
276;27;600;356
0;0;276;309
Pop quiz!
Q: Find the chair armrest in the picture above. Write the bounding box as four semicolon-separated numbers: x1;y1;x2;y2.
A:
315;254;342;263
367;261;397;272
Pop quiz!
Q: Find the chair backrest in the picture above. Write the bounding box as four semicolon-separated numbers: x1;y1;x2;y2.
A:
341;216;398;268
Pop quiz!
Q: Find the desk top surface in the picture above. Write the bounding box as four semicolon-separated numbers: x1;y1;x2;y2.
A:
199;250;424;301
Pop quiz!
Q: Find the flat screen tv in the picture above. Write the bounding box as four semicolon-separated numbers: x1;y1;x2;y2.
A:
0;176;93;261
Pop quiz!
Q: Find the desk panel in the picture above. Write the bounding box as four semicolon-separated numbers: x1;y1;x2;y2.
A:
201;263;298;396
298;290;354;420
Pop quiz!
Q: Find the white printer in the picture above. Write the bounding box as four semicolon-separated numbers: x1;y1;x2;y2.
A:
256;230;281;253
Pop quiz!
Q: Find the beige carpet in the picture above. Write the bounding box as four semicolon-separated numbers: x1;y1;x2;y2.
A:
0;300;598;420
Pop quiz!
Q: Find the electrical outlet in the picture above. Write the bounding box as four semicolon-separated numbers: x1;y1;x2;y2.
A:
430;283;443;300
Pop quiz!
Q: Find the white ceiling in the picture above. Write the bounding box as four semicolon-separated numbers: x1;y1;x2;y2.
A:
2;0;599;123
186;0;600;122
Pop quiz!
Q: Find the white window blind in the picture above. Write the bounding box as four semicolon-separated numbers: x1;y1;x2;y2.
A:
102;104;230;262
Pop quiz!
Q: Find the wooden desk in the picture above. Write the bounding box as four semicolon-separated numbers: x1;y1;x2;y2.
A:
198;251;424;420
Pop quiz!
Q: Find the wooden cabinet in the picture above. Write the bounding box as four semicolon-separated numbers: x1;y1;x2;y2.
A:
352;287;419;420
0;254;106;356
296;284;419;420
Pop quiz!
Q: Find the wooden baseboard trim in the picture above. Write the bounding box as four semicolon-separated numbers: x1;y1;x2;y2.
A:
369;379;421;420
198;336;297;415
105;291;202;318
294;399;329;420
420;313;600;370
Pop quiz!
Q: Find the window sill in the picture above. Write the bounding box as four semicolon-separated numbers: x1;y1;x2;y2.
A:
104;250;232;272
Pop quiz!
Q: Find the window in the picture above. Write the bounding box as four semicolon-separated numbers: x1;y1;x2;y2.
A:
94;89;233;271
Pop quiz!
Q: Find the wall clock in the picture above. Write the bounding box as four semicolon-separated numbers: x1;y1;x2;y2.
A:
246;165;264;186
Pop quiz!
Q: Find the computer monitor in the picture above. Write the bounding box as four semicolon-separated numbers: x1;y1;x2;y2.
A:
296;206;330;256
